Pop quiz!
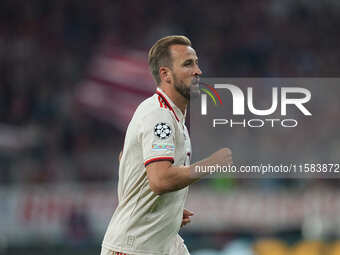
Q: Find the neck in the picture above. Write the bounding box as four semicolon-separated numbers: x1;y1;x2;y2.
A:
159;83;187;114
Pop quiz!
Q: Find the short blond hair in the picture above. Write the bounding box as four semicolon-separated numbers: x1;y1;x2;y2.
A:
148;35;192;85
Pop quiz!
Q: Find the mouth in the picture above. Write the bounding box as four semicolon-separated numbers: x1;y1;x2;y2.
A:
191;77;200;86
190;78;201;97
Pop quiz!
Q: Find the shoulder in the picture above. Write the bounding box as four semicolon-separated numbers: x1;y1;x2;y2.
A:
135;94;173;122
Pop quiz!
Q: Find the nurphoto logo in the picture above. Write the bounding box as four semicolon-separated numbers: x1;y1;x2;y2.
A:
200;83;312;128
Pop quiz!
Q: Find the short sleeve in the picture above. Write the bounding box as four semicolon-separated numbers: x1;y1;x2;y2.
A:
140;110;176;167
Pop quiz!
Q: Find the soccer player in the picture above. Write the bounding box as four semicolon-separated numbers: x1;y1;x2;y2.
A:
101;35;232;255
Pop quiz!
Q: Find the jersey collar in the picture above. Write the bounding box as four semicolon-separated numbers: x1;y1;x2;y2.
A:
156;88;186;123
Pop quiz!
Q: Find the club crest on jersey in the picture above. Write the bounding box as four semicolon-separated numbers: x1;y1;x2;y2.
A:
154;122;172;139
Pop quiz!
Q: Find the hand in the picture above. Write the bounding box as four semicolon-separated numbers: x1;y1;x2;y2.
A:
181;209;194;227
210;148;232;166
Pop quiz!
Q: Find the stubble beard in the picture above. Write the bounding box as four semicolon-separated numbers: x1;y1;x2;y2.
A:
173;75;200;101
174;75;191;100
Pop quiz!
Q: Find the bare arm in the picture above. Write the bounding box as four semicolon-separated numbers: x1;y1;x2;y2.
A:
146;148;232;195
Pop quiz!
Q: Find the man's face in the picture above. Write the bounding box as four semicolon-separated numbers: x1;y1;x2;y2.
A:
169;45;202;100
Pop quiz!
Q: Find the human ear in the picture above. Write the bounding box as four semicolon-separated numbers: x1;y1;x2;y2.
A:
159;67;172;83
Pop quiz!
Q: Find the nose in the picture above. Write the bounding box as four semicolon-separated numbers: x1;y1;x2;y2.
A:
194;64;202;76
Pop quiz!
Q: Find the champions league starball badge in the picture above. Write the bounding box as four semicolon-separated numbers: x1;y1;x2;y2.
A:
154;123;172;139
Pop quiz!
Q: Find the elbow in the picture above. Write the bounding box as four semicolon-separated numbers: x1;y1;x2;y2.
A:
149;179;169;195
146;163;174;195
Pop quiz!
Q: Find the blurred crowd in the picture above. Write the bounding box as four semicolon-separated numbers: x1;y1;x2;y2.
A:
0;0;119;184
1;0;340;187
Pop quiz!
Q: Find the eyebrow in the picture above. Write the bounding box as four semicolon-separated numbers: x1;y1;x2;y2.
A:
182;58;199;65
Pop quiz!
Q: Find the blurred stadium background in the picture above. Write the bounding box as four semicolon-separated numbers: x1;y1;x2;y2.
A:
1;1;340;254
